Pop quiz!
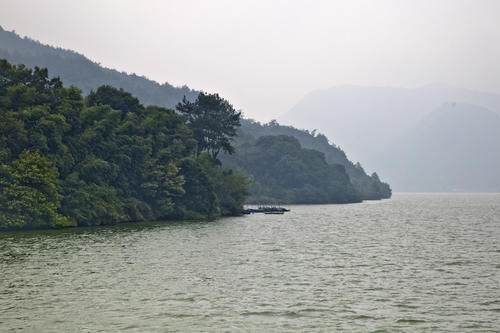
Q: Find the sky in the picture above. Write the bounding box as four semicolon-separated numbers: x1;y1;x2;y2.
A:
1;0;499;120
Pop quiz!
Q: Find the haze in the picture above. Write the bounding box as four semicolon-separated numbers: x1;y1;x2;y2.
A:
1;0;499;120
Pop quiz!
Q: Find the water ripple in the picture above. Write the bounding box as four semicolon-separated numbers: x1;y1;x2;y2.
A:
1;193;499;331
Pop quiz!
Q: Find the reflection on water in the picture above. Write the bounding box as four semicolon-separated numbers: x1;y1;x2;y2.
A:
1;193;499;332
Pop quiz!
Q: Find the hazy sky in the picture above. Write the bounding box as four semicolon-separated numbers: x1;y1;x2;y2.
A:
1;0;499;120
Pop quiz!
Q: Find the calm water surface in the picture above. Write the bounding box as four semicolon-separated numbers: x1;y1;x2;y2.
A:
1;193;499;332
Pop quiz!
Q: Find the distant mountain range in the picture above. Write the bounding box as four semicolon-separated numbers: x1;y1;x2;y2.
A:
379;103;500;192
0;25;391;200
280;85;500;192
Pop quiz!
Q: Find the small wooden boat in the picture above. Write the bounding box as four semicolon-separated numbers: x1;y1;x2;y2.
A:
242;205;290;214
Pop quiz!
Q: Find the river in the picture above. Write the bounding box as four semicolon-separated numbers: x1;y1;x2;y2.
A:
1;193;499;332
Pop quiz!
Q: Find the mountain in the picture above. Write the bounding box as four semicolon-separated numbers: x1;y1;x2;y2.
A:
0;25;391;201
0;26;199;108
376;103;500;192
279;85;500;191
279;85;500;169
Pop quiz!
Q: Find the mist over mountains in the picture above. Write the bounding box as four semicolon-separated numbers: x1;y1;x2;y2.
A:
280;85;500;192
380;103;500;191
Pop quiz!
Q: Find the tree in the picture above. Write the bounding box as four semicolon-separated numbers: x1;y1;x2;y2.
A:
0;150;75;229
87;85;142;116
211;167;249;216
176;92;241;160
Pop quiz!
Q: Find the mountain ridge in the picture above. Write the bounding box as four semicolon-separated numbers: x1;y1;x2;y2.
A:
0;25;199;108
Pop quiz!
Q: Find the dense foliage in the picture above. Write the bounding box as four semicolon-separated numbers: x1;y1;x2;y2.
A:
223;135;360;204
0;59;247;230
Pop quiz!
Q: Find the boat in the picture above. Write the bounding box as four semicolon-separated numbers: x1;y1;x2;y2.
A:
242;205;290;214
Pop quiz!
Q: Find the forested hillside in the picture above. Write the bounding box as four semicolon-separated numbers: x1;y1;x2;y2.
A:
231;120;392;200
223;135;360;203
0;26;199;108
0;60;248;230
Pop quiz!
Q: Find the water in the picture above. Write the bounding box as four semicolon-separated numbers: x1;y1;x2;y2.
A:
1;193;499;332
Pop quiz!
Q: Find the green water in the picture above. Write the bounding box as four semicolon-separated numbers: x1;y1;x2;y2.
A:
1;193;499;332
